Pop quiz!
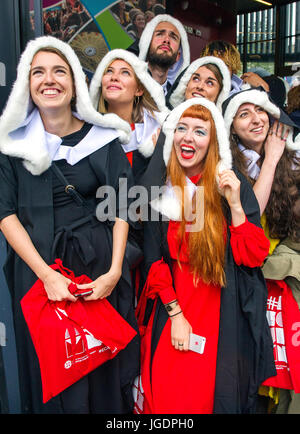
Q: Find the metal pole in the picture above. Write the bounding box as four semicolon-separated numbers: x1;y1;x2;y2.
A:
34;0;43;37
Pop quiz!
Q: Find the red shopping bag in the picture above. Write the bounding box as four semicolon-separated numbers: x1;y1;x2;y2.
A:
262;279;300;392
21;259;137;403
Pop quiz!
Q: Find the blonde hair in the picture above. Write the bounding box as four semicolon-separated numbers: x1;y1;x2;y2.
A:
201;40;241;75
98;60;159;122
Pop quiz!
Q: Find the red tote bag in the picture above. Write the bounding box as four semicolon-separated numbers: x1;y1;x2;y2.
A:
21;259;137;403
262;279;300;392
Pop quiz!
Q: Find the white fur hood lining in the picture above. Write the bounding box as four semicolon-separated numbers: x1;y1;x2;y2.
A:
169;56;232;111
138;14;190;84
0;36;131;175
223;88;300;151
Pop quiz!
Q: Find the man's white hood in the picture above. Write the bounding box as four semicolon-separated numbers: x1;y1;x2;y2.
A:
138;14;190;86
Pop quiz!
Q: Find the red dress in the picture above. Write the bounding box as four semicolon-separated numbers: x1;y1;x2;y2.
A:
151;220;221;413
135;177;270;414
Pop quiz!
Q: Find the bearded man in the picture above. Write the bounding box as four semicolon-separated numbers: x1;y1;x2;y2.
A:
129;14;190;95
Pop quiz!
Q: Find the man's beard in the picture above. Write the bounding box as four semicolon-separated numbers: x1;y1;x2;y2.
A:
147;47;178;70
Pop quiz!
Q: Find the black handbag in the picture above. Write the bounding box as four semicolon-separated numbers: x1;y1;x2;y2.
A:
51;163;143;269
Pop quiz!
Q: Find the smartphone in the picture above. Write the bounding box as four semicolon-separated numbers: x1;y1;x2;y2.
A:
189;333;206;354
73;289;94;297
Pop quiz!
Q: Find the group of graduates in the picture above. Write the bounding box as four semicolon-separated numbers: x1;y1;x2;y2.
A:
0;12;299;415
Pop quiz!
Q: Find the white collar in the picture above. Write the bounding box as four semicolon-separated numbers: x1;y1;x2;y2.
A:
238;143;261;180
162;79;170;95
9;108;120;167
122;109;160;158
150;176;198;221
239;143;300;174
53;125;119;165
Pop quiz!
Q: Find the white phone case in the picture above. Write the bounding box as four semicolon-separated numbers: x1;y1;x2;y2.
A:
189;333;206;354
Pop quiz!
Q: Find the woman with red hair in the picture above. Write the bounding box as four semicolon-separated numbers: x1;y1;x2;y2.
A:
134;98;275;414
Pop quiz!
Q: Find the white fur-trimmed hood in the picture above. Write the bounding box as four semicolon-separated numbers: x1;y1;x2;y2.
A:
222;88;300;151
138;14;190;84
162;97;232;171
168;56;232;111
0;36;131;175
89;49;169;157
150;98;233;219
89;48;169;124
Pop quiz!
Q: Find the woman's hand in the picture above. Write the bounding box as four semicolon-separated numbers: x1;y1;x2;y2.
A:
170;312;192;352
218;169;242;209
264;120;288;168
252;121;289;215
241;72;269;92
218;169;246;226
152;127;161;148
42;268;77;302
75;269;121;301
75;217;127;301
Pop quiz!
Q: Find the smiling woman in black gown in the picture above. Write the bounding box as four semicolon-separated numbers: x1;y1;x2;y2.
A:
0;36;139;414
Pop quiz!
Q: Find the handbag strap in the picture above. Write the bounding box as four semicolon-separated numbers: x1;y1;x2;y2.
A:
51;162;94;214
50;259;76;280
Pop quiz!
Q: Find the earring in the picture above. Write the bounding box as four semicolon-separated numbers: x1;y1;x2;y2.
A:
230;132;239;144
134;95;140;106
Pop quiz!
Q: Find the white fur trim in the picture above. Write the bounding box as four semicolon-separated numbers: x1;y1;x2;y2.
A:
169;56;231;111
138;14;190;80
162;97;232;178
150;176;201;221
223;88;300;151
223;90;280;139
89;49;169;119
89;49;169;158
150;189;181;221
0;36;131;174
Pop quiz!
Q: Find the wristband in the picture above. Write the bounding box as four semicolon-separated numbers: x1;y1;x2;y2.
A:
169;310;182;318
164;300;178;312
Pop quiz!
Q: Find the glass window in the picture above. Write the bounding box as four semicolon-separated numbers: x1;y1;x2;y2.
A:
284;2;300;66
237;1;300;77
236;7;276;75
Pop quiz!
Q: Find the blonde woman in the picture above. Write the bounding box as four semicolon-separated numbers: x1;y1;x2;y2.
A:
89;48;169;181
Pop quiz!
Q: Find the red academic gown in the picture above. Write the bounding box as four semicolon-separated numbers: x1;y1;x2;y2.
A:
135;175;270;414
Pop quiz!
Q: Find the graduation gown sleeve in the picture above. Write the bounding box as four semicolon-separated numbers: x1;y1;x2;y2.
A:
213;169;276;414
0;153;18;221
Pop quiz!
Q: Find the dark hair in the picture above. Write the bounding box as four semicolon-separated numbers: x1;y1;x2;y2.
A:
265;149;300;242
286;85;300;114
230;130;300;242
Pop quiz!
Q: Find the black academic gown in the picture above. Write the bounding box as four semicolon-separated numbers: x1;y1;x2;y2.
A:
141;169;276;414
0;138;140;414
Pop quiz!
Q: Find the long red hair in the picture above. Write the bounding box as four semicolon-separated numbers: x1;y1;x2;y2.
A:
167;104;226;286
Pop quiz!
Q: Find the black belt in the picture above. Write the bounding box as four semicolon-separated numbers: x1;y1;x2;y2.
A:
52;214;97;266
51;163;97;266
